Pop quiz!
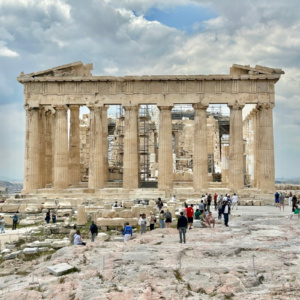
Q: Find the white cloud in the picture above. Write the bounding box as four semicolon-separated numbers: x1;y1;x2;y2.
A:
0;41;18;57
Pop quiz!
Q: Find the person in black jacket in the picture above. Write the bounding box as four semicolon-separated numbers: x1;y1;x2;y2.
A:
222;201;231;227
89;221;98;242
177;212;188;243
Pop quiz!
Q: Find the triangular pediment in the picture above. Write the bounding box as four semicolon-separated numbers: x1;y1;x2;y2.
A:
231;64;284;75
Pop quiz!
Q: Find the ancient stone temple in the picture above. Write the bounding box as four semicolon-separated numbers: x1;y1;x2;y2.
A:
17;62;284;197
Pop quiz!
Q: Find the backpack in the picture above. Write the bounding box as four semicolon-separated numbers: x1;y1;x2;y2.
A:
165;212;171;219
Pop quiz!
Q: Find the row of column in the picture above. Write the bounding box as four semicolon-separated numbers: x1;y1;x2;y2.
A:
23;102;275;193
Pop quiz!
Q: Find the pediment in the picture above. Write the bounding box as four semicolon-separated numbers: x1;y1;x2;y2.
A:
231;64;285;75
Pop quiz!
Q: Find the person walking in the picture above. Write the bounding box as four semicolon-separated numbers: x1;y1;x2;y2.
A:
89;220;98;242
11;213;18;230
207;194;212;212
52;211;57;223
232;193;238;210
122;222;132;242
177;212;188;244
164;209;172;228
159;210;165;228
222;201;231;227
149;211;156;231
214;193;218;211
157;198;163;211
0;216;5;233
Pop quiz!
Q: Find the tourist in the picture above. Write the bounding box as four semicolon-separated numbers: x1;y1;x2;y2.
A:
11;213;18;230
206;212;215;228
164;209;172;228
69;225;77;245
292;195;298;212
194;209;201;220
89;220;98;242
45;210;51;224
140;213;147;234
207;194;212;212
159;210;165;228
171;195;176;202
288;192;293;207
186;204;194;230
0;216;5;233
182;202;188;217
122;222;132;242
288;206;299;220
177;212;188;244
217;197;223;220
157;198;163;211
232;193;238;210
200;213;209;228
222;201;231;227
114;201;118;208
227;194;231;208
214;193;218;211
149;211;156;230
202;195;207;211
52;211;57;223
74;230;86;245
279;192;285;211
199;200;204;215
274;191;280;208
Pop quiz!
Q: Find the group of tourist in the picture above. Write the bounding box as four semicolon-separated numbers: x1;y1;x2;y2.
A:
45;210;57;224
275;191;299;213
69;220;99;246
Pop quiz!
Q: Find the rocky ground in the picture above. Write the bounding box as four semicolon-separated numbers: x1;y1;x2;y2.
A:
1;207;300;300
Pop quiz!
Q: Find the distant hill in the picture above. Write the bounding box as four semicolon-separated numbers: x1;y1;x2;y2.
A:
0;181;23;194
275;178;300;185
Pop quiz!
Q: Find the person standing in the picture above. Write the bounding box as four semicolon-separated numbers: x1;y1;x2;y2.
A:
288;192;293;207
232;193;238;210
222;201;231;227
159;210;165;228
11;213;18;230
52;211;57;223
89;221;98;242
164;209;172;228
214;193;218;211
122;222;132;242
0;216;5;233
149;211;156;230
45;210;51;224
279;193;285;211
171;195;176;202
186;204;194;230
292;195;298;212
140;213;147;234
199;200;204;215
274;191;280;208
207;194;212;212
157;198;163;211
177;212;188;243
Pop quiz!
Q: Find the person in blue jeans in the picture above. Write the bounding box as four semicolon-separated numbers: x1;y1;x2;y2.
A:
11;214;18;230
159;210;165;228
218;200;223;220
222;201;231;227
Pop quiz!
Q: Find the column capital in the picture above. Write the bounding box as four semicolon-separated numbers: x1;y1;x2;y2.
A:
54;105;68;111
69;104;80;111
102;106;109;111
228;102;245;110
257;102;275;110
123;105;139;112
23;104;39;111
193;103;208;110
157;105;173;111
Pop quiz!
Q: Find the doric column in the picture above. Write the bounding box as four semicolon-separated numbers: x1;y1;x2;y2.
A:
23;106;40;192
45;107;55;186
123;106;139;189
221;145;229;184
158;106;173;190
253;108;260;188
53;105;69;189
193;103;208;190
69;105;81;186
228;103;245;190
257;103;275;192
88;106;104;189
102;106;109;184
39;107;46;188
173;131;180;157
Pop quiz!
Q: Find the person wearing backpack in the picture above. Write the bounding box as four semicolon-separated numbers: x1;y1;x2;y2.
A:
164;209;172;228
149;211;156;231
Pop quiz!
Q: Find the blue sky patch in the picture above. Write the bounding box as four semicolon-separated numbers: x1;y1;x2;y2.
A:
144;4;218;33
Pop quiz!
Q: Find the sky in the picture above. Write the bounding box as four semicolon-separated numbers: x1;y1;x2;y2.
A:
0;0;299;180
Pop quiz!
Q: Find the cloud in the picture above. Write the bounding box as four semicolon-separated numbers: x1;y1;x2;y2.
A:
0;41;18;57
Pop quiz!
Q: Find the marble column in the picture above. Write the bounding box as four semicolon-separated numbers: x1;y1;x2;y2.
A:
257;103;275;191
228;103;245;190
102;106;109;184
173;131;180;157
69;105;81;186
88;106;104;189
253;108;260;188
39;107;46;188
123;106;139;189
45;108;54;186
23;106;40;192
193;103;208;190
53;105;69;189
221;145;229;184
158;106;173;190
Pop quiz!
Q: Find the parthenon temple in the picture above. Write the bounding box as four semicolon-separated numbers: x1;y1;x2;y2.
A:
17;62;284;200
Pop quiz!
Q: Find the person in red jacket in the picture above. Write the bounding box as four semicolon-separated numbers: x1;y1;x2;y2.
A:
186;204;194;230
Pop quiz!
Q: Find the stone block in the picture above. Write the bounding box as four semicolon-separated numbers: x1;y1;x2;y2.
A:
51;240;70;249
77;205;87;226
1;204;20;213
58;201;72;209
149;200;156;207
3;215;13;225
104;203;112;209
3;251;21;260
19;219;36;226
38;247;50;252
25;204;43;213
119;210;133;218
56;209;72;217
102;210;116;218
96;217;138;227
122;201;134;208
97;232;109;241
50;226;70;234
1;249;11;254
43;201;57;209
23;247;39;255
47;263;76;276
27;241;52;248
